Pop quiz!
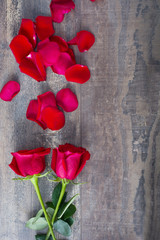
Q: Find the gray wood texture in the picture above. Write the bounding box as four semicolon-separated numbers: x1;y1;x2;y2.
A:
0;0;160;239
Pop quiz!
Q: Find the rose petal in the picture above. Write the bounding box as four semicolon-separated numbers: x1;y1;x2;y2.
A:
55;150;67;178
74;151;90;179
26;99;47;129
52;148;68;178
51;52;75;75
28;147;51;155
0;81;20;101
58;143;88;155
15;148;51;156
65;153;82;179
50;35;68;52
41;107;65;130
35;16;55;41
65;64;90;84
9;35;33;63
50;0;75;23
67;48;76;64
37;39;60;67
37;91;57;121
19;52;46;82
18;19;37;48
51;149;57;172
56;88;78;112
68;30;95;52
9;156;22;176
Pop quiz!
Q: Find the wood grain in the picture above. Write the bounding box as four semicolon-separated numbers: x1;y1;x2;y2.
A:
0;0;160;239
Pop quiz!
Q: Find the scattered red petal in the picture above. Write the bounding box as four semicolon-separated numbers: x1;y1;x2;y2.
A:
50;35;68;52
35;16;55;41
51;52;75;75
37;91;57;121
50;0;75;23
9;35;33;64
37;39;60;67
67;48;76;64
19;52;46;82
0;81;20;101
26;92;65;131
18;19;37;48
65;64;90;84
26;99;47;129
56;88;78;112
68;30;95;52
41;107;65;130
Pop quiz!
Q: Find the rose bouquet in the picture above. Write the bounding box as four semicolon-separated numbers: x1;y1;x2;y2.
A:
9;144;90;240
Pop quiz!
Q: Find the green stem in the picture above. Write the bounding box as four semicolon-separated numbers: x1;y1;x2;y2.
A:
31;175;56;240
45;179;67;240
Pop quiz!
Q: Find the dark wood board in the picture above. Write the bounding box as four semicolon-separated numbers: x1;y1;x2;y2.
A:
0;0;160;239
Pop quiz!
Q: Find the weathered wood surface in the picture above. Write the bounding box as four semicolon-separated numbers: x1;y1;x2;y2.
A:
0;0;160;239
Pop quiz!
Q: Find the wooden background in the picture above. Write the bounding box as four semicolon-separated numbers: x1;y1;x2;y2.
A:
0;0;160;239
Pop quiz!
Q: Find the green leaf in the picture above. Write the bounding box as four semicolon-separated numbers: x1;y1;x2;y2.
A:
35;234;52;240
65;217;74;226
26;217;48;230
57;194;79;219
52;183;62;208
46;207;54;219
61;204;76;220
46;201;54;209
53;219;71;237
52;183;67;208
32;209;43;224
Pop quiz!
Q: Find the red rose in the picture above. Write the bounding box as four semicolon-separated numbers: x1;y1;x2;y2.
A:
51;143;90;180
9;147;51;177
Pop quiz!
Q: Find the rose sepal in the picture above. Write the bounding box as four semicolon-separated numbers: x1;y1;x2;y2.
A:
47;174;71;184
12;175;33;181
71;180;88;185
12;171;51;181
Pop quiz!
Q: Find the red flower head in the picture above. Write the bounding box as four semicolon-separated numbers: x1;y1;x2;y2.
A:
9;148;51;177
51;143;90;180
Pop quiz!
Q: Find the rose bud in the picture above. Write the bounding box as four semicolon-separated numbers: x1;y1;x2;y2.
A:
9;147;50;177
51;143;90;180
